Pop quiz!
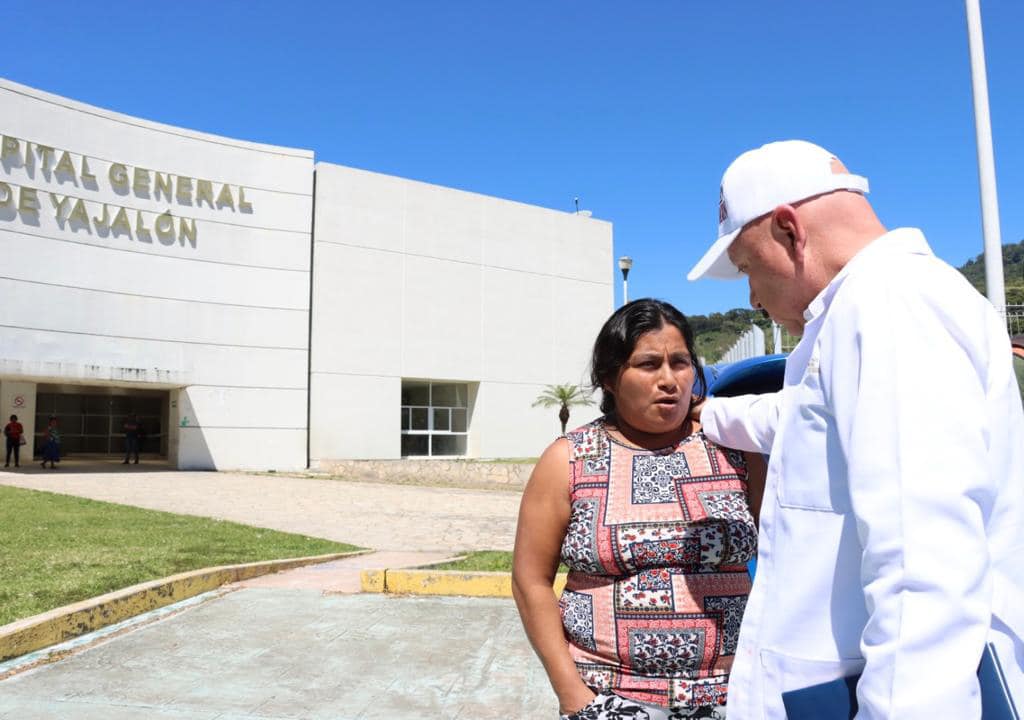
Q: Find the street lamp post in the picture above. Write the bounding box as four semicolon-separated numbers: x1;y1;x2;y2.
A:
618;256;633;306
965;0;1005;312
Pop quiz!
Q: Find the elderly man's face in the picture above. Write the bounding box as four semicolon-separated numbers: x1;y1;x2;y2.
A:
727;217;809;336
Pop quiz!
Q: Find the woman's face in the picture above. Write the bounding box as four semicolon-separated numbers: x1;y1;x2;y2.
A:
609;323;694;436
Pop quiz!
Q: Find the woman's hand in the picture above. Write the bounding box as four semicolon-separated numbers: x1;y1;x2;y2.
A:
559;685;597;716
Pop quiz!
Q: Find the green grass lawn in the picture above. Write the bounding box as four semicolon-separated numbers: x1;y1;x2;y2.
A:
426;550;567;574
0;486;361;626
428;550;514;571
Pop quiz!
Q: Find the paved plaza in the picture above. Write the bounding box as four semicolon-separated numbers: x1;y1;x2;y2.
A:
0;464;552;719
0;591;556;719
0;463;521;552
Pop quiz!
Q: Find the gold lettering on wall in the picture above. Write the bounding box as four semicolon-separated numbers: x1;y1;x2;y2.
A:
132;167;150;194
175;176;192;205
2;136;21;163
0;132;263;252
80;156;96;183
92;202;109;227
68;198;89;226
179;217;196;247
110;206;131;236
153;172;172;202
109;163;128;191
196;179;214;208
37;145;55;172
215;183;235;210
54;151;76;177
18;187;39;214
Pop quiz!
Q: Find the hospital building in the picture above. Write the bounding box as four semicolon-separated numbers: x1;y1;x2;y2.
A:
0;78;613;470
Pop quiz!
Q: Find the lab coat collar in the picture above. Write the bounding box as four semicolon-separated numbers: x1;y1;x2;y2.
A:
803;227;932;323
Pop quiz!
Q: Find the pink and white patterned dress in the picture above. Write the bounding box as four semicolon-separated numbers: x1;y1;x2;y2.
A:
559;419;756;715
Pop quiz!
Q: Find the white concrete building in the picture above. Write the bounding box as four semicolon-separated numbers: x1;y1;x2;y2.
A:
0;78;613;470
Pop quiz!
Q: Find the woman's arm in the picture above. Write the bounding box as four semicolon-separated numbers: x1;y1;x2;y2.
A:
511;438;595;715
743;451;767;527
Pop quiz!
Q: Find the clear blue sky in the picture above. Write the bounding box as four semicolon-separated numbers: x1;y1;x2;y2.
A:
5;1;1023;315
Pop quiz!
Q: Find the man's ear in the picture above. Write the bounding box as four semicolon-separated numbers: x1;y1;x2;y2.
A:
770;204;807;263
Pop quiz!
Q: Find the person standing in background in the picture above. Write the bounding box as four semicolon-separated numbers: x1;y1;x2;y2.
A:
40;415;60;469
123;413;141;465
4;414;24;468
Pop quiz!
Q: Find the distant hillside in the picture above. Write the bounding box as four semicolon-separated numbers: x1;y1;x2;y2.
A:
957;238;1024;304
690;308;774;364
691;238;1024;363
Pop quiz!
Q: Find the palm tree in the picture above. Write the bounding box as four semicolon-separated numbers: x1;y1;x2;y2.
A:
533;384;593;435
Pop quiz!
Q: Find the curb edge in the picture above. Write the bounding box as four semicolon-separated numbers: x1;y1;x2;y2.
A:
359;569;568;598
0;549;371;662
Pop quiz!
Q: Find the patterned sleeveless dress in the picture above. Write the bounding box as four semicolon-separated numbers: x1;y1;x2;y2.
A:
559;419;757;717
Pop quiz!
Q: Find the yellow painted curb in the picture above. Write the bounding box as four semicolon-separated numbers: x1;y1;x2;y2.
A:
360;569;568;598
0;549;369;663
361;569;387;593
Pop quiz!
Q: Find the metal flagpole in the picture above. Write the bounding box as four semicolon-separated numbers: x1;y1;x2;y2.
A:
964;0;1005;312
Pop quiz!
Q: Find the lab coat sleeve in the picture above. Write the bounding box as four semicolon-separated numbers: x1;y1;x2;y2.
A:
823;278;991;719
700;392;781;454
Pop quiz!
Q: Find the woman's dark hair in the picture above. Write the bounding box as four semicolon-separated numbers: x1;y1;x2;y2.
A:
590;298;707;417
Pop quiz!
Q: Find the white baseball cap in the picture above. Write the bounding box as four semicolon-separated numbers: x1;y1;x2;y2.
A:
687;140;870;281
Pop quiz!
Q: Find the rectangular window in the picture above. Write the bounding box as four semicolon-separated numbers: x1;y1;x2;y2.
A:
451;408;468;433
411;407;429;431
432;408;450;432
400;381;470;457
431;434;467;456
400;434;429;457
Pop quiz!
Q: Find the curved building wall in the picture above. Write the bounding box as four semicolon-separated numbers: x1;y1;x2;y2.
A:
0;79;314;470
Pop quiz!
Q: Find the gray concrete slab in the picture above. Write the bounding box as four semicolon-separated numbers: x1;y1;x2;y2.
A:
0;590;557;720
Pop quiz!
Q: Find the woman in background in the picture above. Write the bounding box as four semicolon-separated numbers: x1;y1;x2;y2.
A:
40;415;60;469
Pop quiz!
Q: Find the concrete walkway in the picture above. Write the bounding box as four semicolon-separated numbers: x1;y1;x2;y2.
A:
229;550;450;593
0;463;521;552
0;591;557;719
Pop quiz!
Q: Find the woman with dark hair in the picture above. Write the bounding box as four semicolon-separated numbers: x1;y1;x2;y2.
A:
513;298;765;720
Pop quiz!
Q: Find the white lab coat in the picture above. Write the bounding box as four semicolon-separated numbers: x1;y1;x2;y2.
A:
702;228;1024;719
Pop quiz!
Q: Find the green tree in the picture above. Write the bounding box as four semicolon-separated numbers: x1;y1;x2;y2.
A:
533;384;593;434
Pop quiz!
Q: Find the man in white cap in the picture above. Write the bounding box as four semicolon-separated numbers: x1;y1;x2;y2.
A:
689;140;1024;718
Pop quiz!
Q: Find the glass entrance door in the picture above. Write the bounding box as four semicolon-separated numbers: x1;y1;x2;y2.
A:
34;391;166;457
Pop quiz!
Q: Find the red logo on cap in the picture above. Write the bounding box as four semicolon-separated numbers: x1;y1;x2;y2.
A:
718;187;728;224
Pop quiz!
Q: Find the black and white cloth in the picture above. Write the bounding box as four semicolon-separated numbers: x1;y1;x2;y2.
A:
560;692;726;720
